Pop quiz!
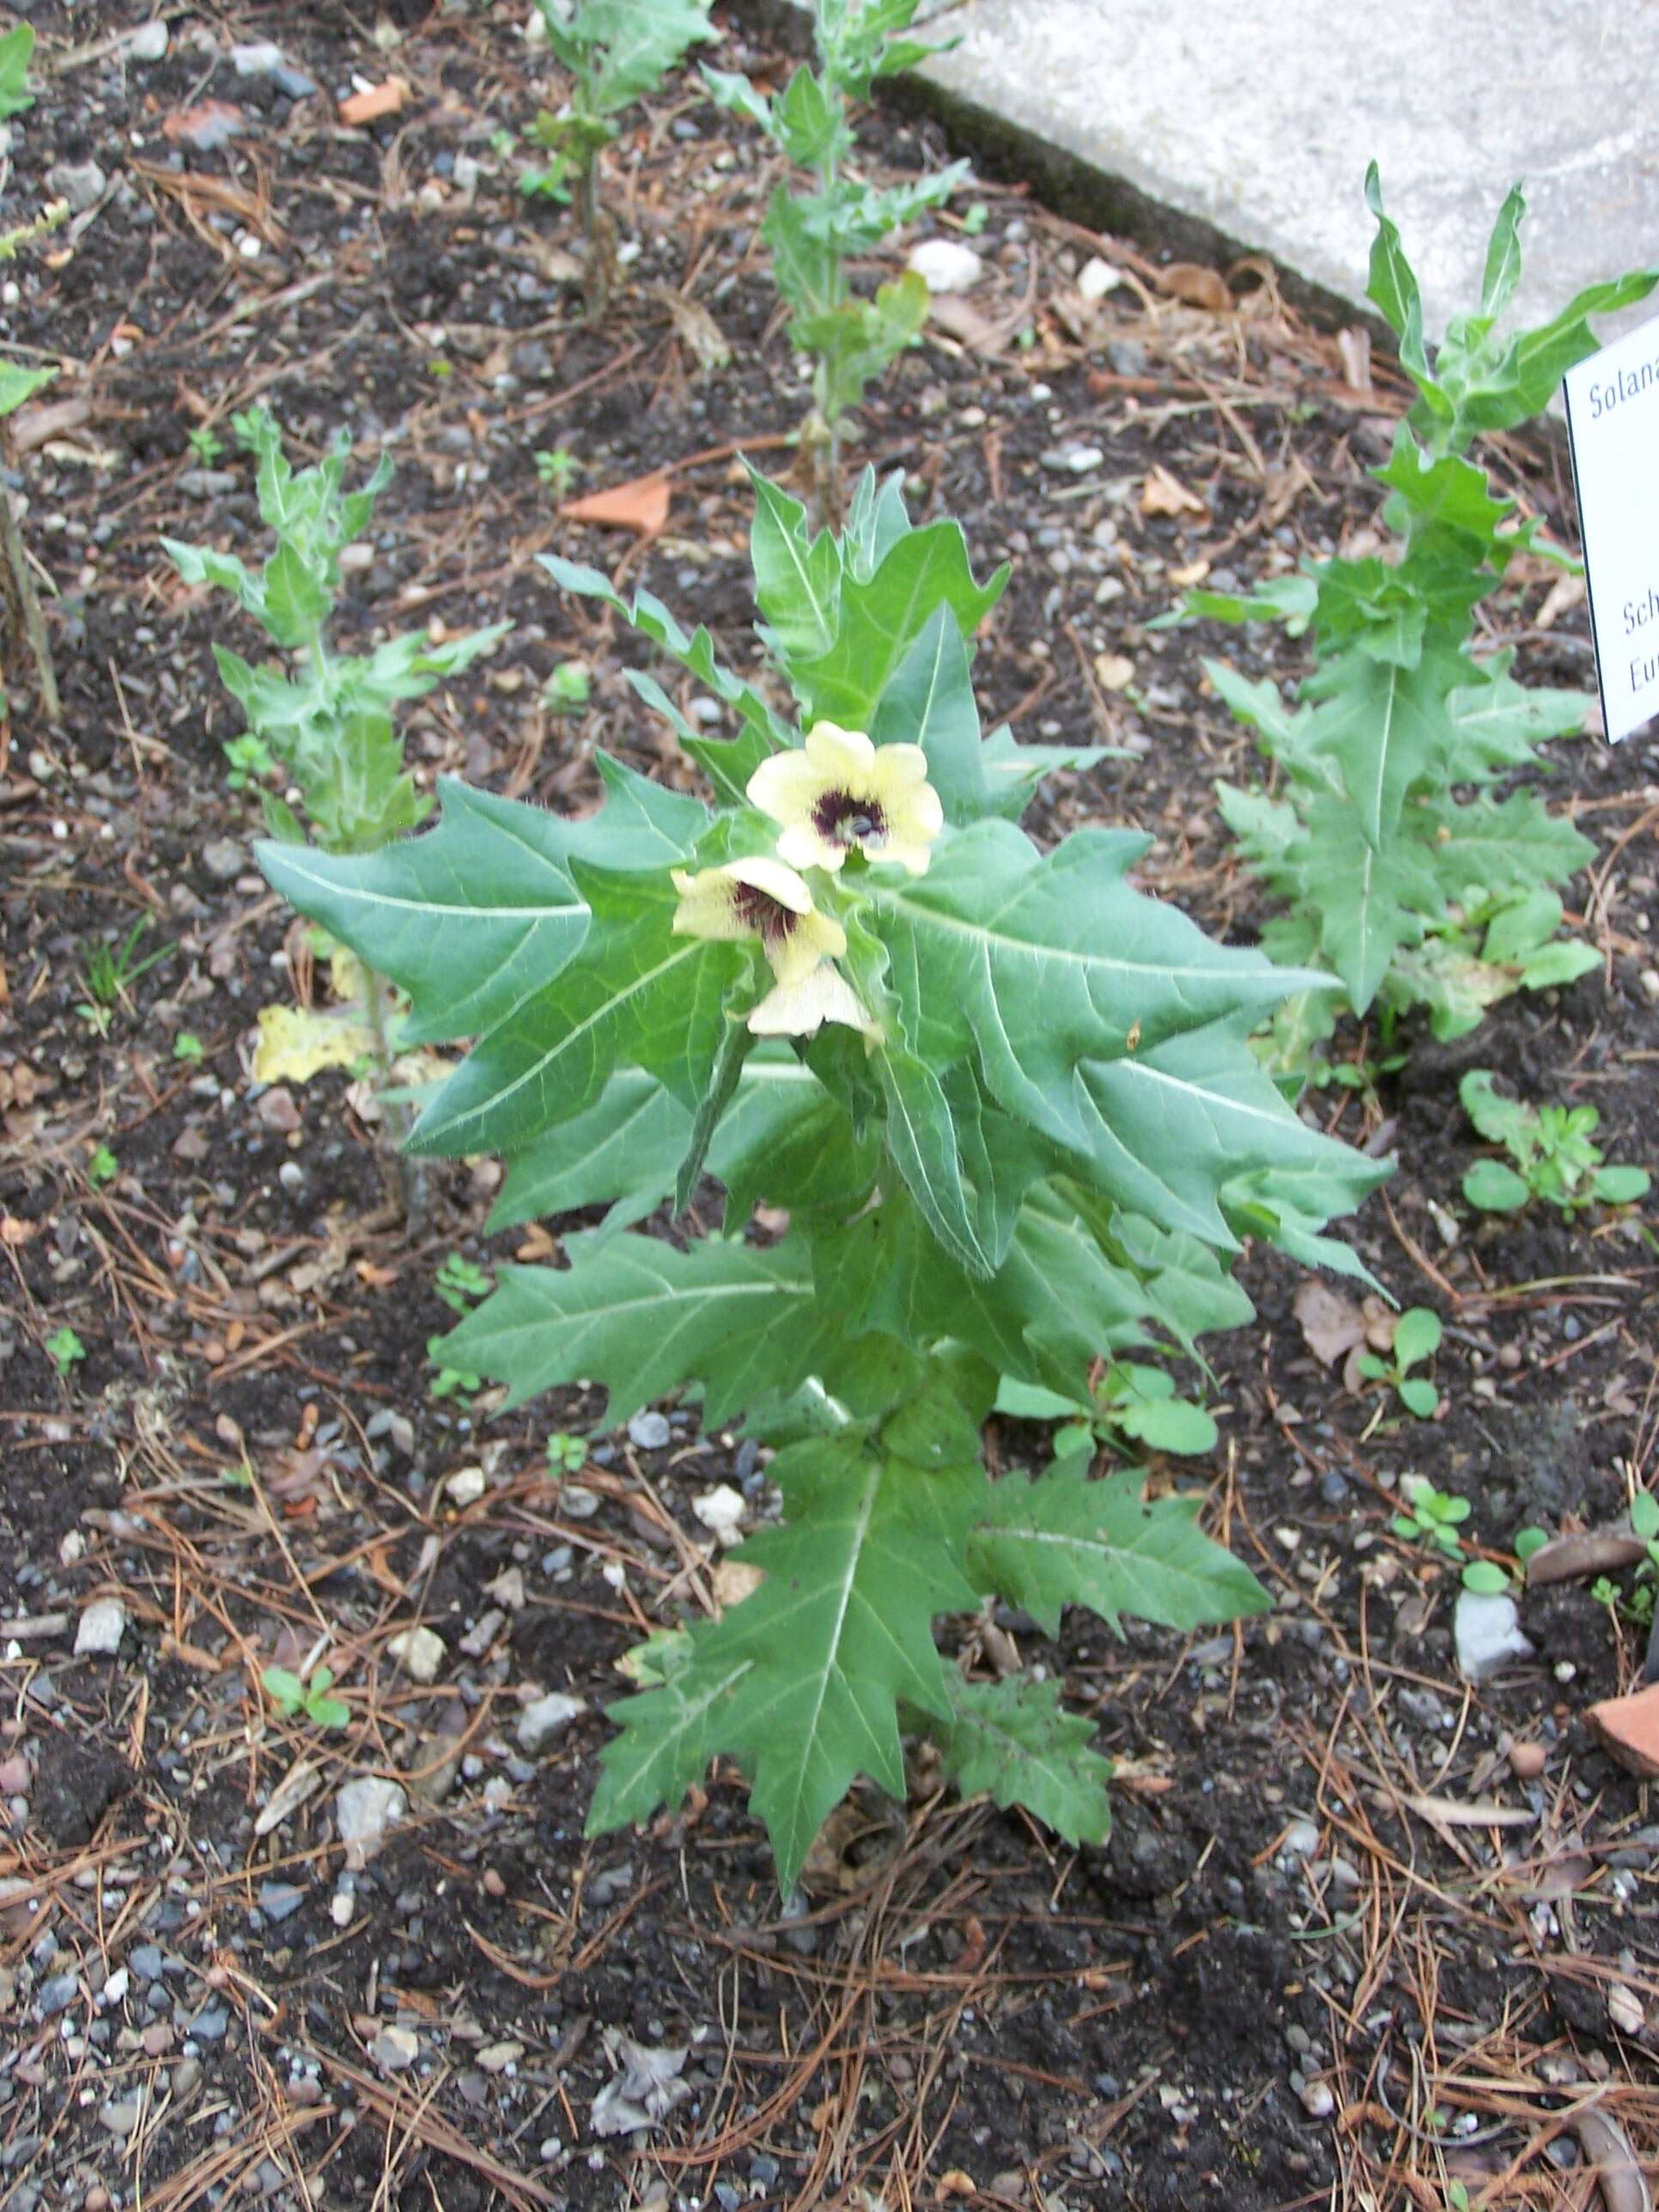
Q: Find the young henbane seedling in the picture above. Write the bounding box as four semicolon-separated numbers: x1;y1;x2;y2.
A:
164;407;507;1216
527;0;714;313
1194;170;1657;1063
258;463;1388;1888
1460;1069;1650;1215
702;0;969;524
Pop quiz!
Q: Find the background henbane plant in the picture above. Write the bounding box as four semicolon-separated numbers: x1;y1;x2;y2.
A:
260;468;1388;1888
703;0;968;524
164;409;507;1208
1192;169;1656;1059
528;0;714;313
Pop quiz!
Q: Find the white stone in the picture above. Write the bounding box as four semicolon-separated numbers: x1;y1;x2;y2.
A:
335;1777;406;1869
443;1466;486;1508
125;21;169;60
908;239;985;295
372;2025;419;2071
387;1626;446;1684
1078;255;1124;301
517;1692;586;1752
1454;1590;1534;1684
75;1599;126;1656
691;1484;747;1547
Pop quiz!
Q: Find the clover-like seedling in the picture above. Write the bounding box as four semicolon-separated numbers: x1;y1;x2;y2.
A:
173;1031;205;1066
546;1431;587;1475
1391;1473;1469;1559
262;1664;349;1731
1358;1306;1442;1418
187;425;225;465
1460;1069;1650;1217
46;1327;86;1376
434;1252;493;1315
427;1338;483;1405
86;1145;118;1189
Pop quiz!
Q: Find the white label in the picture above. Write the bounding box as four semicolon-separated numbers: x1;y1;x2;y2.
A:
1563;310;1659;744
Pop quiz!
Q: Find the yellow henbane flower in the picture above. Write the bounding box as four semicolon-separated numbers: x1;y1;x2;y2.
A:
671;855;846;988
748;963;882;1042
747;722;943;876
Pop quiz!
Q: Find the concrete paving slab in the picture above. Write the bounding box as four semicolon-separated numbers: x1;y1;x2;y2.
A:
913;0;1659;344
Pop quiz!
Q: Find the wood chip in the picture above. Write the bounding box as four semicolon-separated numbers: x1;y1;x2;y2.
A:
1152;261;1231;313
1140;464;1207;519
1525;1529;1650;1588
1401;1792;1537;1830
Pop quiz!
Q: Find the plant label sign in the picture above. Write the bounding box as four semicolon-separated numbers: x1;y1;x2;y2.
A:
1563;311;1659;743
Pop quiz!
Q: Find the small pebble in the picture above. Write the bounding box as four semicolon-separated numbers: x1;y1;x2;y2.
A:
517;1692;586;1752
75;1599;127;1657
1509;1740;1547;1780
626;1411;672;1451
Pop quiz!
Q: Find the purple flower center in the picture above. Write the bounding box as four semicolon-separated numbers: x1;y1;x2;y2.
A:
731;882;797;945
812;789;887;851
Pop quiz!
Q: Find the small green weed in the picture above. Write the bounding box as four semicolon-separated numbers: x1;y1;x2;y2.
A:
533;447;580;495
1391;1473;1468;1559
46;1327;86;1375
1461;1070;1650;1216
427;1337;483;1405
434;1253;492;1313
78;918;170;1031
187;425;226;465
222;732;277;793
1358;1306;1442;1419
173;1031;206;1066
546;1431;587;1475
86;1144;118;1189
262;1664;350;1729
996;1363;1217;1461
543;661;592;710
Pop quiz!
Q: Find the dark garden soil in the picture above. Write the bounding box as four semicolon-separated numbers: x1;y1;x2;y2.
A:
3;7;1659;2211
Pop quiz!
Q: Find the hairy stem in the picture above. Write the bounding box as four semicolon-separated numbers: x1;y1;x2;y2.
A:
0;487;62;723
363;961;426;1226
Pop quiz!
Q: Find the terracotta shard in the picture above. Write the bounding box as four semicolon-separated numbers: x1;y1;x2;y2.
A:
338;80;407;127
1586;1681;1659;1779
561;472;672;536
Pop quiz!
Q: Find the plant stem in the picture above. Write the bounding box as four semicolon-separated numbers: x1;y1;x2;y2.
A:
0;485;62;722
362;959;426;1226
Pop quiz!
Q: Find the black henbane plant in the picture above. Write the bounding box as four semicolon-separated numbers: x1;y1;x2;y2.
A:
1192;169;1656;1055
258;466;1388;1888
